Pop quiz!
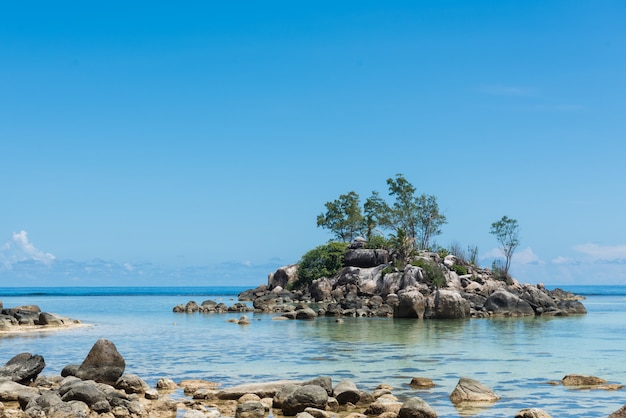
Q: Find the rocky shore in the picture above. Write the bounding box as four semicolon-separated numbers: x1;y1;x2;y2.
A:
0;302;84;334
177;246;587;321
0;338;624;418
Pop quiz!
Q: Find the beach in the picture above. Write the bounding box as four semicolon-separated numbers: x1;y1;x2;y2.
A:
0;286;625;417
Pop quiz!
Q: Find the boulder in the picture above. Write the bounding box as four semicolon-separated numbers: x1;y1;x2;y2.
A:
515;408;553;418
364;396;403;415
609;405;626;418
273;383;300;408
409;377;435;389
519;285;558;314
398;397;438;418
75;339;126;385
115;374;150;394
561;374;606;386
484;290;535;316
310;278;333;302
333;379;360;405
58;380;109;407
268;265;299;290
556;300;587;315
0;353;46;384
394;288;426;319
303;377;333;396
295;307;318;320
218;380;299;400
449;377;500;404
38;312;69;326
235;400;266;418
344;249;389;268
156;378;178;390
0;380;40;402
425;290;471;319
282;385;328;416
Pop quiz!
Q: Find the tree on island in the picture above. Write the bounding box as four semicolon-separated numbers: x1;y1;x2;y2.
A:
315;174;447;262
316;191;364;242
490;215;520;278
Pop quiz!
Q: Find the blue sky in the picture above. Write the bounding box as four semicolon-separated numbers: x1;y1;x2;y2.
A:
1;1;625;287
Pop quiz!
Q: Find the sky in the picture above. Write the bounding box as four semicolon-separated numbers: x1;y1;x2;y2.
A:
1;1;625;287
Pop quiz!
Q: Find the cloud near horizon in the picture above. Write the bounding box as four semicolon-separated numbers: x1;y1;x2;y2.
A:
0;230;56;269
572;243;626;263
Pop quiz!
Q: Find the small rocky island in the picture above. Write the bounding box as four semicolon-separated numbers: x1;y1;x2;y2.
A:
209;240;586;320
0;302;83;333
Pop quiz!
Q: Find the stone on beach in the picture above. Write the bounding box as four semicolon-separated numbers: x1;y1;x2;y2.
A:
398;396;438;418
75;338;126;385
0;353;46;384
333;379;361;405
282;385;328;416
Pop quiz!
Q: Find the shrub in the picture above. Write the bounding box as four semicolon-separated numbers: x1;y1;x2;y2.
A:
292;242;349;290
365;234;391;250
411;258;447;288
450;264;468;276
491;259;513;284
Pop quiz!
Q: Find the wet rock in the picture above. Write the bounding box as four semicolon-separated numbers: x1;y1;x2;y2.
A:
156;377;178;390
75;339;126;385
515;408;553;418
425;289;471;319
561;374;606;386
235;400;265;418
218;380;299;400
409;377;435;389
449;377;500;404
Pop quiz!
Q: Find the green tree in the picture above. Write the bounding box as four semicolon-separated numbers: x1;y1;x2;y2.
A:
294;241;348;289
490;216;520;276
316;191;364;242
363;191;388;241
378;174;447;252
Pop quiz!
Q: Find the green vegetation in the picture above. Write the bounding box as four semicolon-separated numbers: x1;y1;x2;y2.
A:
450;264;468;275
411;258;447;288
315;174;447;264
316;191;364;242
490;215;520;277
293;241;349;290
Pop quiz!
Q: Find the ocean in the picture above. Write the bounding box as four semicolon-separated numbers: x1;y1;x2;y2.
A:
1;285;625;417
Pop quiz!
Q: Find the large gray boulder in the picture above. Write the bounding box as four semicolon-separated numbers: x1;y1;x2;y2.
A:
484;290;535;316
0;353;46;384
344;249;389;268
58;379;109;407
449;377;500;404
556;300;587;315
236;400;266;418
75;339;126;385
282;385;328;416
398;396;438;418
425;289;471;319
394;288;426;318
268;265;298;290
0;380;40;402
519;285;557;314
310;278;333;302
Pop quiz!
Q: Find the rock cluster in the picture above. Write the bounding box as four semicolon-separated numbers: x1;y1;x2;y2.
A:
173;300;254;314
1;339;624;417
236;248;586;320
0;304;81;332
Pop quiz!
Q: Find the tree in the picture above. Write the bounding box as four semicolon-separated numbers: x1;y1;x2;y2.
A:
293;241;348;289
490;216;520;277
316;191;364;242
379;174;447;252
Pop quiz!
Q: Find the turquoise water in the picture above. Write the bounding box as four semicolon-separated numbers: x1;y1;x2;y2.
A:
1;285;625;417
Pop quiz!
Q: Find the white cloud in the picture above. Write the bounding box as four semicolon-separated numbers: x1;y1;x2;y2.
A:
0;230;56;269
513;247;544;265
573;243;626;263
551;256;576;265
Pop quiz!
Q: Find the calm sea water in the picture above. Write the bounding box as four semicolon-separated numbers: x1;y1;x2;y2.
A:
1;285;625;417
